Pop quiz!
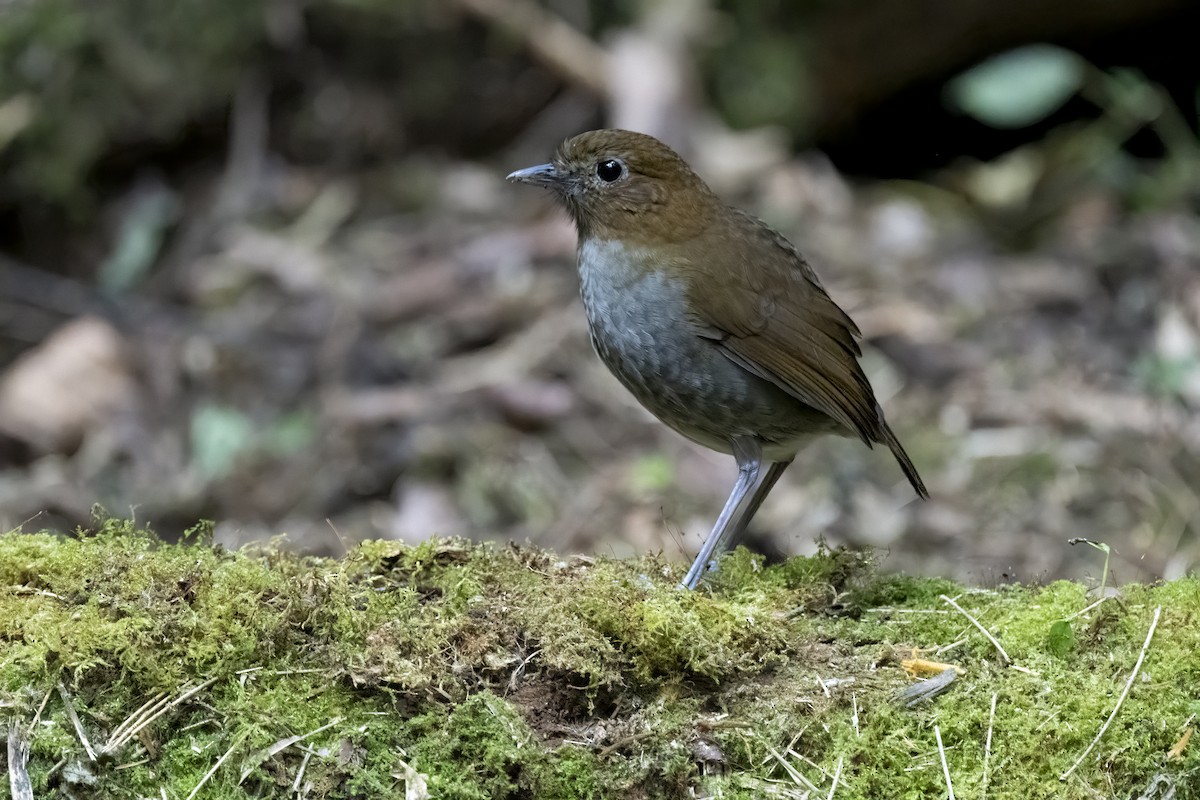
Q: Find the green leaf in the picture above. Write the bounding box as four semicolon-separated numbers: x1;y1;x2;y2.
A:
1046;620;1075;657
946;45;1085;129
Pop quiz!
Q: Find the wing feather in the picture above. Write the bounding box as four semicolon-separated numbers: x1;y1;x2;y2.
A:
685;209;929;497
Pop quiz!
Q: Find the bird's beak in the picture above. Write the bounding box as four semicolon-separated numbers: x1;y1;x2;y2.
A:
506;163;562;188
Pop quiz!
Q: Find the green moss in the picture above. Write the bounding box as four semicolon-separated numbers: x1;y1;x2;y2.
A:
1;524;1198;799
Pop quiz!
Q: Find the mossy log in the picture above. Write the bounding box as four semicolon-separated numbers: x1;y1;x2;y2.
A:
1;523;1197;798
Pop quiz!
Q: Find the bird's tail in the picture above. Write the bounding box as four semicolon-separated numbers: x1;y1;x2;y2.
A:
879;417;929;499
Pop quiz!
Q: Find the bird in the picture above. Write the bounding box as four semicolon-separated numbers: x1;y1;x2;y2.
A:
507;129;928;589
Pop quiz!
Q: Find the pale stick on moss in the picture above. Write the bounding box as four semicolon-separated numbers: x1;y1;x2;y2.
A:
292;748;313;794
763;742;819;793
102;677;218;755
935;724;956;800
1062;594;1112;622
185;730;249;800
939;595;1011;665
982;692;998;800
826;755;843;800
57;683;97;761
1059;605;1163;781
238;716;345;783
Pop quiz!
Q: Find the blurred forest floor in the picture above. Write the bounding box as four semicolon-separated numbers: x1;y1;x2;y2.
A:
1;0;1199;586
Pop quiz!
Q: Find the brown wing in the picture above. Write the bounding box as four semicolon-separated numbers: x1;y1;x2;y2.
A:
686;210;929;497
686;209;878;443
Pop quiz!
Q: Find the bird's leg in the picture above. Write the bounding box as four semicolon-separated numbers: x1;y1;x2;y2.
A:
722;458;792;552
680;435;769;590
684;458;792;589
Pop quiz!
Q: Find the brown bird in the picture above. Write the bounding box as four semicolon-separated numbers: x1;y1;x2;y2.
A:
508;130;928;589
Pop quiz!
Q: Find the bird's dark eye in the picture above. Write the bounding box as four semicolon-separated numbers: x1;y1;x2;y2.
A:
596;159;625;183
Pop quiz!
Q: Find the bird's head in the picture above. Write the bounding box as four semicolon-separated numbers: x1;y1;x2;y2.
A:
507;129;717;244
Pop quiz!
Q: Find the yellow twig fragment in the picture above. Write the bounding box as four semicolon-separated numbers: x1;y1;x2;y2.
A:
902;657;964;678
1167;726;1192;761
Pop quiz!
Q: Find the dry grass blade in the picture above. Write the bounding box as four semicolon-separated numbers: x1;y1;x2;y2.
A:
57;683;97;761
826;755;844;800
238;716;345;783
940;595;1010;665
596;730;655;758
106;691;168;746
185;730;248;800
1063;595;1112;622
1060;605;1163;781
763;742;819;793
935;724;955;800
103;678;218;755
982;692;997;799
292;747;313;795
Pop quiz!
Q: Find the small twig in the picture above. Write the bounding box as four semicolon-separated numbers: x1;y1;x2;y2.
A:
57;683;98;761
186;731;248;800
234;667;325;677
982;693;997;800
934;637;969;656
1167;727;1192;761
935;725;955;800
292;747;313;795
104;678;218;755
28;687;53;734
940;595;1011;665
107;691;168;745
1063;595;1111;622
763;743;818;792
826;755;844;800
1060;605;1162;781
851;693;860;737
239;717;345;783
867;607;954;615
597;730;655;758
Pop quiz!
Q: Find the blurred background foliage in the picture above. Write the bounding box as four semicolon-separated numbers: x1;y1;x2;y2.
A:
3;0;1197;212
1;0;1199;584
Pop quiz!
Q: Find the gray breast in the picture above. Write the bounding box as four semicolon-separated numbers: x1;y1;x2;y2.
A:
576;239;833;459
